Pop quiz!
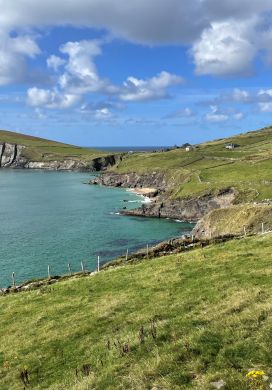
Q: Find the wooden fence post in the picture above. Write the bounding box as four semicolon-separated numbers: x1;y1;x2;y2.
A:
47;265;51;279
12;272;16;287
81;261;85;273
262;222;264;234
68;263;72;275
97;256;100;272
125;248;129;261
146;244;149;258
244;226;247;237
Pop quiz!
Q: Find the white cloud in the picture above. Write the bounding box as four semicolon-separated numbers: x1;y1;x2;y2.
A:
28;38;184;109
47;55;65;71
206;105;244;122
57;40;117;95
256;89;272;111
27;87;80;109
0;32;40;85
119;71;183;102
0;1;271;85
192;20;257;76
232;88;252;103
164;107;195;119
206;106;229;122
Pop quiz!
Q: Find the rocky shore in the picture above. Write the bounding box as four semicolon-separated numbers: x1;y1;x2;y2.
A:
91;171;236;222
0;141;122;171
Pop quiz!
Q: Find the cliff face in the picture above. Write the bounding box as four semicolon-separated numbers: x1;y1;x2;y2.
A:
122;190;236;222
91;171;168;191
0;143;27;168
91;171;236;221
0;142;120;171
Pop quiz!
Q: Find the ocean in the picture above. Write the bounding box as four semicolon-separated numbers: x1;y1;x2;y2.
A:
0;170;193;287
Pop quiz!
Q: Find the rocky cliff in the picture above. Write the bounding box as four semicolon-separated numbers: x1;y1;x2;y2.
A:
0;143;27;167
91;171;236;221
0;142;121;171
122;190;236;222
91;171;168;191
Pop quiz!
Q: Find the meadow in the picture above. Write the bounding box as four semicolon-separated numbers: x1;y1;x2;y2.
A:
1;234;272;389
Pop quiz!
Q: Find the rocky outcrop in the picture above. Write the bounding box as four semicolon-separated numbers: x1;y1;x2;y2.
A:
0;143;27;167
91;171;236;222
0;142;121;171
91;171;168;191
122;189;236;222
192;203;272;240
25;154;120;171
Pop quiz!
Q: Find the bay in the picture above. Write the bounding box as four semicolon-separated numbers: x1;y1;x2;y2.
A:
0;170;193;287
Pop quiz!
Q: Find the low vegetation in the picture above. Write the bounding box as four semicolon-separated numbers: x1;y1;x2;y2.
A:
1;234;272;389
194;203;272;238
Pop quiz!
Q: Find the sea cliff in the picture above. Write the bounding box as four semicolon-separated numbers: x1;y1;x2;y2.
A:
0;141;121;171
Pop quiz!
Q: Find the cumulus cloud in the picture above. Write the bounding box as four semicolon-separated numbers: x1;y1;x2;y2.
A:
206;106;229;122
0;0;271;85
0;32;40;85
192;20;257;76
27;39;184;109
27;87;80;109
257;89;272;111
119;72;183;102
47;55;65;71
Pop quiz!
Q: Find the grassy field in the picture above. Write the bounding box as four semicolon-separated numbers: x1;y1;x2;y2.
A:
0;130;106;162
1;234;272;389
113;126;272;202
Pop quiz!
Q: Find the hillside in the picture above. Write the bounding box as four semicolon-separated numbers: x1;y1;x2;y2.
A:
109;126;272;203
0;129;105;162
1;234;272;389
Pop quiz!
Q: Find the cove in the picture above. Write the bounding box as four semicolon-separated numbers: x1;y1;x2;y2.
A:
0;170;193;287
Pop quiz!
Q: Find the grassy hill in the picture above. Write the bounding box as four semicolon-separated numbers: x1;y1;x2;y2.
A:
112;126;272;202
1;234;272;389
0;130;106;162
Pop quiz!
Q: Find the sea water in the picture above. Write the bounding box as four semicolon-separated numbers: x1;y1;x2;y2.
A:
0;170;193;287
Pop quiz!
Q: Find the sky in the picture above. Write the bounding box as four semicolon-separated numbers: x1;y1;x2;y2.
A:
1;1;272;146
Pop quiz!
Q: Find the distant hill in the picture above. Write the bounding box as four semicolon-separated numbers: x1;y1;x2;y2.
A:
0;129;105;162
110;126;272;202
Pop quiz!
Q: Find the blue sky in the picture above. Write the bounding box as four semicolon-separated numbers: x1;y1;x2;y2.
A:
1;1;272;146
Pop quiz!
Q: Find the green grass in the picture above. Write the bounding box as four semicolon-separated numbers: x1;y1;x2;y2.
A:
1;234;272;389
0;130;107;162
112;126;272;202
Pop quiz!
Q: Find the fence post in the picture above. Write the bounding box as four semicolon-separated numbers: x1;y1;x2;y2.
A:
146;244;149;258
47;265;51;279
81;261;85;273
68;263;72;275
97;256;100;272
125;248;129;261
244;226;247;237
262;222;264;234
12;272;16;288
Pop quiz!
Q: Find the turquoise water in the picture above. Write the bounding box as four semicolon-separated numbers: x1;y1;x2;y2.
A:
0;170;193;287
